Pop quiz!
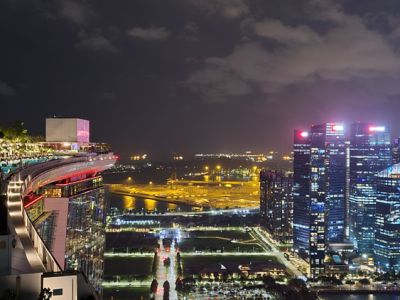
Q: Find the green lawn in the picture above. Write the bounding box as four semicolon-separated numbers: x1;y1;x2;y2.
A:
103;287;150;300
178;230;263;252
188;230;251;240
104;257;154;277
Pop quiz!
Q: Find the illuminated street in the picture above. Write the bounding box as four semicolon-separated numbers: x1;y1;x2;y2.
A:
250;227;308;279
154;229;179;300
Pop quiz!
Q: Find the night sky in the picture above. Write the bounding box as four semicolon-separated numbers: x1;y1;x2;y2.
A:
2;0;400;159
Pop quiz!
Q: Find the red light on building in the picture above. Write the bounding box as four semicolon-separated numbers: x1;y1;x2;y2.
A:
369;126;385;132
300;131;309;138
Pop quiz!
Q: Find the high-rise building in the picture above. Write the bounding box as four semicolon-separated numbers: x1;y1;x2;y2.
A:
309;202;326;278
310;123;346;243
374;164;400;272
392;137;400;164
293;123;346;278
344;140;351;239
349;123;392;255
260;170;293;243
293;130;311;253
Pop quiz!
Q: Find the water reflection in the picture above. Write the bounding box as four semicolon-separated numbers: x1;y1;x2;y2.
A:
167;202;177;210
107;190;194;213
122;195;134;209
144;198;157;211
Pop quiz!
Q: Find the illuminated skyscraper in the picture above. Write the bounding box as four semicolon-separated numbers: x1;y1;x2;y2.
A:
293;130;311;253
310;123;346;243
309;202;326;278
349;123;392;255
293;123;346;277
260;170;293;243
392;137;400;164
374;164;400;272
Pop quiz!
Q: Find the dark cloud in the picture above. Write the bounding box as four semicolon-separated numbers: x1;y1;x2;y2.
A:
56;0;94;25
126;26;171;41
0;81;16;96
188;0;249;19
75;29;117;52
2;0;400;159
184;1;400;101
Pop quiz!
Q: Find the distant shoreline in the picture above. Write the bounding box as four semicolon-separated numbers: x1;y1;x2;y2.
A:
107;189;205;208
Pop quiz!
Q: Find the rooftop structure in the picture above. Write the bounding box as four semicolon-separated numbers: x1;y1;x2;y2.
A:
46;118;90;143
0;119;116;299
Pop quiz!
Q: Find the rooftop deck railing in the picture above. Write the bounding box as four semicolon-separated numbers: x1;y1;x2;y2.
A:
5;153;116;273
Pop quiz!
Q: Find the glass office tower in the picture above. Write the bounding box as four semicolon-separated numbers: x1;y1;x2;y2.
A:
309;202;326;278
374;164;400;272
293;123;346;277
392;137;400;164
293;130;311;253
260;170;293;243
349;123;391;255
310;123;346;243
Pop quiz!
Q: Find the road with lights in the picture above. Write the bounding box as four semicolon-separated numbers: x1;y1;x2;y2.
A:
250;227;308;279
105;251;273;258
153;229;179;300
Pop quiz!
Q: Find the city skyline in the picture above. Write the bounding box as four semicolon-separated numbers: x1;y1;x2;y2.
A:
3;1;400;298
3;1;400;158
2;117;400;298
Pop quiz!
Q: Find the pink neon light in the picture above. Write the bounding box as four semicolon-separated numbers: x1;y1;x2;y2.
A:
300;131;309;138
369;126;385;132
24;195;44;209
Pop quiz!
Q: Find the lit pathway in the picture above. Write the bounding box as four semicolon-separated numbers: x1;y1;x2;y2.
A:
154;229;179;300
251;227;307;279
105;251;273;258
7;175;45;272
109;207;258;219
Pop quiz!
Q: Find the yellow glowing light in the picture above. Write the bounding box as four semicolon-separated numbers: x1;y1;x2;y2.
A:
216;165;221;170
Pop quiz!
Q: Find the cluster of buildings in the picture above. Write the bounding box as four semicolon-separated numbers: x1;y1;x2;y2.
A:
260;122;400;278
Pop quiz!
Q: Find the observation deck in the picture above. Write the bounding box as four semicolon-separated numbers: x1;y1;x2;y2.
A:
3;153;117;274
